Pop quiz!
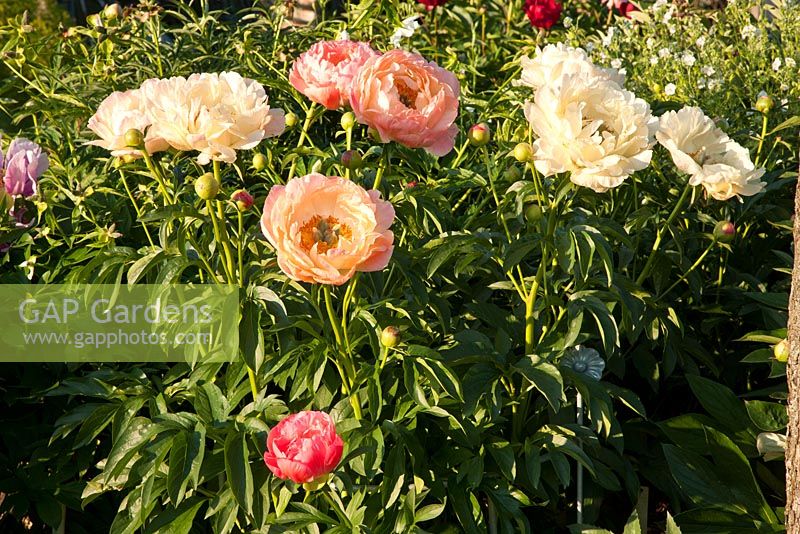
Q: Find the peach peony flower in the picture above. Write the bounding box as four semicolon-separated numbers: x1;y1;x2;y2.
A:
263;411;344;485
350;50;460;157
525;73;656;192
260;173;394;285
143;72;285;165
87;81;169;158
289;40;378;110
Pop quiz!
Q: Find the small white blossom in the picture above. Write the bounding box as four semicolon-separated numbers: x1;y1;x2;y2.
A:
658;47;671;59
662;6;675;23
697;78;707;89
338;30;350;40
601;27;616;47
611;58;623;69
653;0;668;8
772;58;782;71
701;65;715;77
708;79;720;90
682;52;696;66
390;16;421;48
563;16;573;27
619;68;627;76
695;36;706;48
646;37;656;48
650;56;659;65
741;25;759;39
664;83;676;96
785;57;797;68
781;83;790;92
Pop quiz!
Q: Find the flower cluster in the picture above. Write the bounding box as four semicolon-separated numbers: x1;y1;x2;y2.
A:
88;72;285;164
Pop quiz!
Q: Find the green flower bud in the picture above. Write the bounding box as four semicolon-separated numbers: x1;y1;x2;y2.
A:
252;153;268;171
381;326;400;348
774;339;789;363
341;149;363;170
195;172;220;200
285;112;299;128
504;166;522;181
713;221;736;243
468;123;491;147
341;111;356;131
755;94;774;114
513;142;533;163
124;128;144;148
103;3;122;20
525;204;543;223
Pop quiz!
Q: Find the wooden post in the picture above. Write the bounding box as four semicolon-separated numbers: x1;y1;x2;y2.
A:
786;164;800;532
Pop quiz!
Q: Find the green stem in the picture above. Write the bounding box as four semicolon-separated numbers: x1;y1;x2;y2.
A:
237;210;245;287
754;113;769;167
657;240;716;299
206;199;234;284
323;285;362;420
141;151;173;205
635;181;693;286
118;168;155;248
373;145;390;190
288;103;318;181
212;161;237;280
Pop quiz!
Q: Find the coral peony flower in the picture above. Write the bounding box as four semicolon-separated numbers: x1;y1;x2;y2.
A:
350;50;460;157
518;43;625;92
144;72;285;165
260;173;395;285
87;81;169;158
525;74;656;192
656;106;765;201
524;0;563;29
289;40;378;110
418;0;448;9
3;138;48;198
263;411;344;485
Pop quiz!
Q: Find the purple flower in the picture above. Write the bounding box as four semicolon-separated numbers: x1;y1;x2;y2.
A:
4;138;48;198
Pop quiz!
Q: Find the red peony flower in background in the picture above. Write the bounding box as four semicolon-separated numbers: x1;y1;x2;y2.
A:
617;1;639;17
524;0;562;29
418;0;448;9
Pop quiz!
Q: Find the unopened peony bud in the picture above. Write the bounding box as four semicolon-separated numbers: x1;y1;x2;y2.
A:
341;112;356;131
252;153;268;171
525;204;543;223
341;150;363;170
87;13;103;28
231;189;254;211
285;112;299;128
774;339;789;363
124;128;144;148
381;326;400;348
195;173;220;200
103;3;122;20
755;94;774;114
713;221;736;243
513;143;533;163
468;123;491;147
504;166;522;181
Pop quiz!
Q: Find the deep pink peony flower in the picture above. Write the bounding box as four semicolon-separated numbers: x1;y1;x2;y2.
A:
524;0;562;29
289;40;378;110
350;49;460;157
3;138;48;198
263;411;344;484
418;0;448;9
617;1;638;17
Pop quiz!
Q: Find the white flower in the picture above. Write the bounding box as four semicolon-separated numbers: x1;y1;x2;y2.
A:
144;72;285;165
708;78;720;90
697;78;707;89
389;16;421;48
658;47;671;59
656;106;766;201
653;0;668;9
681;52;696;66
563;16;573;27
646;37;656;48
772;58;782;71
650;56;659;65
781;83;790;92
695;36;706;48
662;6;674;23
741;25;759;39
518;43;625;91
701;65;715;77
524;74;656;193
785;57;797;68
86;80;169;158
611;58;623;69
664;83;676;96
601;27;616;48
757;433;786;462
338;30;350;40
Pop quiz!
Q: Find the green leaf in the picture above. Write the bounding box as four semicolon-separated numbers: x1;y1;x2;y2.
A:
666;512;682;534
745;400;788;432
686;375;749;433
515;355;563;411
623;508;641;534
239;300;264;372
145;497;205;534
415;503;445;523
167;426;206;506
224;431;254;516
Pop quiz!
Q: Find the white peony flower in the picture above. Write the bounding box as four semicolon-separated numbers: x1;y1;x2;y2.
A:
772;58;782;71
518;43;625;92
143;72;285;165
656;106;766;201
86;80;169;158
524;74;656;193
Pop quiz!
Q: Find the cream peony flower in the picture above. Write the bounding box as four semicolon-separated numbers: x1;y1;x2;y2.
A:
518;43;625;92
657;106;766;201
524;73;656;192
143;72;285;165
87;81;169;158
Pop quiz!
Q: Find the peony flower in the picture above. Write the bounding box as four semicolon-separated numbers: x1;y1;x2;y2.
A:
260;173;395;285
350;50;460;156
289;40;378;110
418;0;448;9
4;138;48;198
263;411;344;485
525;74;656;192
518;43;625;92
87;81;169;158
656;106;766;201
143;72;285;165
524;0;563;29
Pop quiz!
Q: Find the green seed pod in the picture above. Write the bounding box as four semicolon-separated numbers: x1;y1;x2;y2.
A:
525;204;543;224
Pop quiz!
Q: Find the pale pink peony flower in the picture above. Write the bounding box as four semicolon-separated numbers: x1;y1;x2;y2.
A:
289;40;378;110
350;50;460;157
86;81;169;158
143;72;286;165
263;411;344;485
4;138;48;198
260;173;395;285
